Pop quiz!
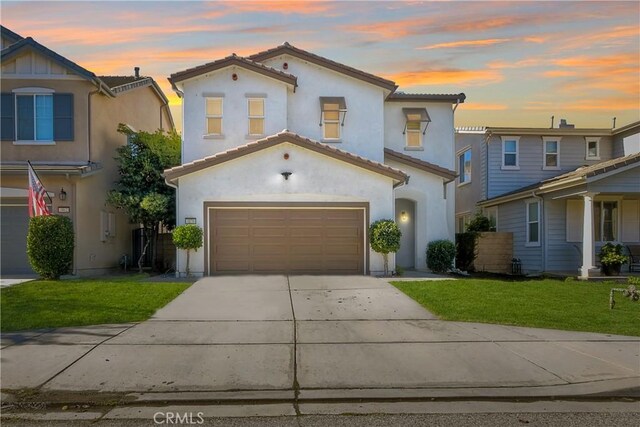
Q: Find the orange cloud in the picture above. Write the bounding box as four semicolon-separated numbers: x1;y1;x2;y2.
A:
418;38;511;50
556;26;640;51
487;58;544;69
223;1;336;15
543;70;578;77
386;68;503;87
460;103;508;111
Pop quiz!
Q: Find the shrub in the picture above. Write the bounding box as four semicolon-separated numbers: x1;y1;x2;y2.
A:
369;219;401;276
466;213;493;233
27;215;74;280
427;239;455;273
455;232;476;271
172;224;203;276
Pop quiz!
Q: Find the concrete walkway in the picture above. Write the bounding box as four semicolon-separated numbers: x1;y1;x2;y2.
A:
1;275;639;404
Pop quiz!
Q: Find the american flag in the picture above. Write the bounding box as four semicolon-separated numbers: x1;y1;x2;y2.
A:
27;161;51;217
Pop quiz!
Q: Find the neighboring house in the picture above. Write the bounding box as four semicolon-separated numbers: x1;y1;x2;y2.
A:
165;43;464;276
455;120;640;278
0;26;173;276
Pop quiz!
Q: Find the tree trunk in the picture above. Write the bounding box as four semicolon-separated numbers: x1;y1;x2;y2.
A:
152;224;159;272
383;253;389;277
186;249;191;277
138;227;151;273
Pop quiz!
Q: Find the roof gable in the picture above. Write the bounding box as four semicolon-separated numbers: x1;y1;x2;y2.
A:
168;54;297;90
248;42;397;92
164;131;408;183
384;148;457;181
1;25;24;47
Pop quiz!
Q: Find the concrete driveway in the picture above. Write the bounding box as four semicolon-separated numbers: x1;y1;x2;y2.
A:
2;275;639;400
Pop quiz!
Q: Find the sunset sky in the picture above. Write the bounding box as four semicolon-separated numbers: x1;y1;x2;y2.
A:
3;1;639;131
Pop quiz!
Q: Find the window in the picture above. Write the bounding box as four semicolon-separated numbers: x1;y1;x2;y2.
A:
320;97;346;140
456;214;471;232
594;201;618;242
586;137;600;160
501;137;519;169
16;94;53;141
526;200;540;246
247;98;264;136
205;97;223;135
406;120;421;147
484;207;498;231
403;108;430;149
458;149;471;184
543;137;560;169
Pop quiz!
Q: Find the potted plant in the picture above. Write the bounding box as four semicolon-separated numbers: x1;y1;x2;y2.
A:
599;243;628;276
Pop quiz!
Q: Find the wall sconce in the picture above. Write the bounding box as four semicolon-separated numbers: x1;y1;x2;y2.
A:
281;171;292;180
400;211;408;222
58;188;67;201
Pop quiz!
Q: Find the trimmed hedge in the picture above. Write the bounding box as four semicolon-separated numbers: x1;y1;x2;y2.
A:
27;215;74;280
455;232;477;271
426;239;455;273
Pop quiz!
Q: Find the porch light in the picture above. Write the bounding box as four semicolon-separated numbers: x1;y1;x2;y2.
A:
402;108;431;135
58;187;67;201
400;211;408;222
281;171;292;180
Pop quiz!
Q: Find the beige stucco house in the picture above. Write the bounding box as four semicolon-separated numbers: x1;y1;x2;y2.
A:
0;26;173;276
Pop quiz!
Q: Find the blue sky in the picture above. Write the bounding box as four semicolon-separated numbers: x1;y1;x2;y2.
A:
3;1;639;130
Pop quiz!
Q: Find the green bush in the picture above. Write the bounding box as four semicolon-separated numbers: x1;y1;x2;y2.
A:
27;215;74;280
172;224;203;276
369;219;401;276
455;232;476;271
466;213;493;233
426;239;455;273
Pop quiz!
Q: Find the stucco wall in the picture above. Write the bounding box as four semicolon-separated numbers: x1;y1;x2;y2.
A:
175;142;395;276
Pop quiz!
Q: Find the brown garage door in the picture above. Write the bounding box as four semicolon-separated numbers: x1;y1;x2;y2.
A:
209;207;365;275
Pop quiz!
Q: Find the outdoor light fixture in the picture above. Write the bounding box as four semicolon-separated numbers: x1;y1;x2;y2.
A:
400;211;408;222
58;188;67;201
281;172;292;180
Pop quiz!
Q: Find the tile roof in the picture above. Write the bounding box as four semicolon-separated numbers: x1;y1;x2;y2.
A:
248;42;398;91
384;148;457;181
387;92;466;103
98;76;148;89
169;54;298;87
480;152;640;205
164;131;408;183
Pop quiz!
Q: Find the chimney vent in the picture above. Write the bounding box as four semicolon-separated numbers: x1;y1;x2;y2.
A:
558;119;574;129
134;67;140;78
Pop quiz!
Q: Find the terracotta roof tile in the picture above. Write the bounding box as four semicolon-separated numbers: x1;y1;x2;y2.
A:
384;148;457;180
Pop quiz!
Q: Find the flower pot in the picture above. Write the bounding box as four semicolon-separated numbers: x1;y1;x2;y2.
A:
601;263;622;276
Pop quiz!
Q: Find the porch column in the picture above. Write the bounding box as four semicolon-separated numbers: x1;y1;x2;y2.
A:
580;192;597;279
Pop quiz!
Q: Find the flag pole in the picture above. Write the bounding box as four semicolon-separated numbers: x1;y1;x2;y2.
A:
27;160;53;205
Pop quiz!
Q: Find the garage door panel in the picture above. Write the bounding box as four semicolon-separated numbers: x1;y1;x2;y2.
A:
210;207;365;275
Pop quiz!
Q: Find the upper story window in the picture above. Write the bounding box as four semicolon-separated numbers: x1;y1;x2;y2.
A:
594;201;618;242
526;200;540;246
585;137;600;160
247;98;264;136
501;136;519;169
403;108;430;150
543;137;560;170
320;97;346;141
205;97;223;136
458;148;471;185
1;90;73;144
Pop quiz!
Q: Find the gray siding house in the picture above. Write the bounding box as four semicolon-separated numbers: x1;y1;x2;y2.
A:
455;120;640;277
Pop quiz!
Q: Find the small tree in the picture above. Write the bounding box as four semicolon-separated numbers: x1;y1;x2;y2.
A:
172;224;203;277
427;240;456;274
466;212;492;233
369;219;401;276
27;215;74;279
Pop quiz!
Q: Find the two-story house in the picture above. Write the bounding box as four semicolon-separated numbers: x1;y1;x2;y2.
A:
165;43;464;276
0;26;174;276
455;119;640;278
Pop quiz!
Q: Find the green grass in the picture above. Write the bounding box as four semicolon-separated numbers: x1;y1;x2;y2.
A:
1;275;190;332
392;278;640;337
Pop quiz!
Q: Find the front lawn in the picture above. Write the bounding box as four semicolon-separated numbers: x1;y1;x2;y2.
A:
1;276;190;332
392;278;639;337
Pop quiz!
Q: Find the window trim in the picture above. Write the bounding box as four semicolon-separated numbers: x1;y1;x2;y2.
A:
585;137;601;160
542;136;561;170
594;197;621;243
247;97;265;137
13;90;55;145
525;199;541;247
205;97;223;137
458;147;472;186
484;206;498;230
501;136;520;170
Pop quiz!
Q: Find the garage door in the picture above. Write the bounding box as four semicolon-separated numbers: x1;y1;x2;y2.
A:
1;200;34;275
209;207;365;275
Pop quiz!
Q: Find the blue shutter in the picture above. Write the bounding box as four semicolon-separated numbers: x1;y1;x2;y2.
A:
16;95;34;141
1;93;15;141
53;94;74;141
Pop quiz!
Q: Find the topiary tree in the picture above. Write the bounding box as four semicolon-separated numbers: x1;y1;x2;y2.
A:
426;239;456;274
369;219;401;276
27;215;74;279
172;224;203;277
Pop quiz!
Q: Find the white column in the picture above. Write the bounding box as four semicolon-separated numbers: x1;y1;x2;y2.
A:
580;193;596;279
